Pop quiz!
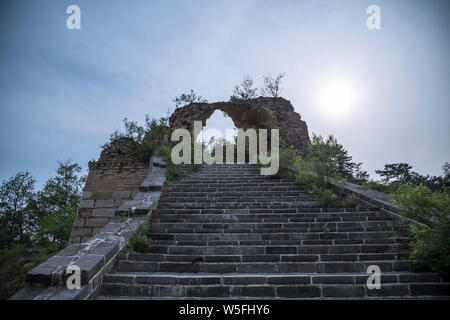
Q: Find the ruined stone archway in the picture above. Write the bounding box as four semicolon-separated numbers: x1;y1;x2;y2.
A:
169;97;310;154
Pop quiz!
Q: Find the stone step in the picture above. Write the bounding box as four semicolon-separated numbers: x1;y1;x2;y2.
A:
155;208;383;215
149;231;403;242
162;190;311;194
166;182;300;187
117;252;410;263
169;180;306;185
144;238;412;247
102;272;447;286
148;220;395;229
99;280;450;298
115;260;412;274
151;209;393;223
157;200;322;206
149;227;395;234
157;205;386;212
134;243;406;255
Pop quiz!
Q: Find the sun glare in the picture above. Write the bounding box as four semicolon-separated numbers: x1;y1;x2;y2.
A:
317;80;357;117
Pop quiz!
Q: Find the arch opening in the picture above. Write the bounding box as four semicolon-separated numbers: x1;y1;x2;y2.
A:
196;110;237;145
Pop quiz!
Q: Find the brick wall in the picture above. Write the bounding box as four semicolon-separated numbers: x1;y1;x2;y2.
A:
69;138;150;243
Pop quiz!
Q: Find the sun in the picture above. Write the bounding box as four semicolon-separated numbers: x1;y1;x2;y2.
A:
317;80;357;117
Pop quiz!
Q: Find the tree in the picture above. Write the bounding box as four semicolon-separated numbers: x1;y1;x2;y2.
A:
230;76;258;101
306;134;369;185
307;134;342;182
260;73;285;97
34;161;84;245
0;172;36;246
375;163;413;183
174;89;207;108
353;163;370;184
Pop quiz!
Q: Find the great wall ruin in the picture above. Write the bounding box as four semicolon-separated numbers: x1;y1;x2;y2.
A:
11;97;450;300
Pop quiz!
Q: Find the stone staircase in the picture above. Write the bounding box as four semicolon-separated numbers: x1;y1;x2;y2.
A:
98;164;450;299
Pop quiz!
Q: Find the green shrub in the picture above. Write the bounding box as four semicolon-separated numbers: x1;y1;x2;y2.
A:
392;183;450;274
157;145;180;181
0;244;58;299
158;145;172;162
408;222;450;274
125;221;152;253
315;187;339;208
165;165;180;181
293;156;322;188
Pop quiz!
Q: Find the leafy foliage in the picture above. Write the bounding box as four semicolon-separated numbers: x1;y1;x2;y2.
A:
307;133;369;184
174;89;207;108
375;163;413;183
103;115;170;161
128;221;152;253
230;76;258;101
277;134;364;208
260;73;285;97
33;161;85;245
121;220;152;254
392;183;450;274
372;162;449;193
0;171;36;246
0;243;58;299
315;187;339;208
159;145;180;181
0;161;85;298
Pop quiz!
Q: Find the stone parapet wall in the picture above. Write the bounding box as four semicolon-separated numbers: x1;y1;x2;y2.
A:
10;155;166;300
69;138;149;243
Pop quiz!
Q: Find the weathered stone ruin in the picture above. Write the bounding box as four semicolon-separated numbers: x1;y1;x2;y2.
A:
71;97;311;244
69;137;149;243
11;97;450;300
169;97;310;154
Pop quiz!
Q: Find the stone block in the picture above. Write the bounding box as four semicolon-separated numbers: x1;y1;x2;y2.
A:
276;286;321;298
323;285;365;297
410;284;450;296
57;244;87;256
78;208;92;218
112;190;131;199
85;218;109;228
92;208;115;218
89;242;120;262
268;276;311;285
70;227;92;237
72;218;85;227
82;191;93;199
79;200;95;209
76;254;105;284
95;199;114;208
47;285;91;300
366;284;409;297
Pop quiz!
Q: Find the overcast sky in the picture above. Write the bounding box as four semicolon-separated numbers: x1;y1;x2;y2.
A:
0;0;449;187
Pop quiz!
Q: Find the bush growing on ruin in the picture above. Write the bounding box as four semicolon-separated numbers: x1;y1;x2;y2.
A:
174;89;207;108
103;115;170;161
260;73;285;98
159;145;180;181
230;76;258;101
122;220;152;254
